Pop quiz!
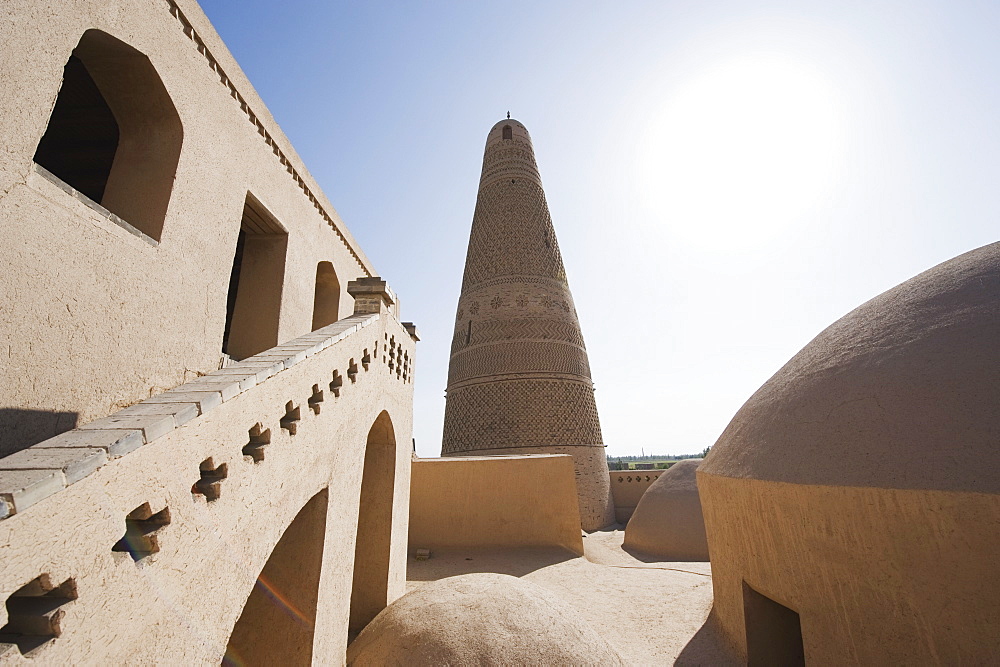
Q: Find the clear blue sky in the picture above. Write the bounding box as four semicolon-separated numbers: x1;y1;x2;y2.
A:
199;0;998;458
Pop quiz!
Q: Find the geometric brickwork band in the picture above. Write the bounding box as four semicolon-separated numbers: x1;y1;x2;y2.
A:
443;379;603;452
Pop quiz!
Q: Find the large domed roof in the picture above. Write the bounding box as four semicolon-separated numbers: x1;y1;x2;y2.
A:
701;242;1000;492
346;573;623;665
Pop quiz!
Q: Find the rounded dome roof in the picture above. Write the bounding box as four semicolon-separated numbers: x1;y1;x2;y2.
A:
346;573;623;665
488;116;527;133
701;242;1000;493
625;460;709;560
485;117;532;147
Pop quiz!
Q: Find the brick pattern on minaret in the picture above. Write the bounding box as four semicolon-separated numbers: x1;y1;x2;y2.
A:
442;119;614;530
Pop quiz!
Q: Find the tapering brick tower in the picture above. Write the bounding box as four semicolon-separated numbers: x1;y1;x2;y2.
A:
442;118;614;530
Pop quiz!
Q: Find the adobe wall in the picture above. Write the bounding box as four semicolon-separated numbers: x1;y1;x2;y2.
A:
408;455;584;555
0;313;416;663
459;445;614;532
609;469;665;523
0;0;374;454
698;472;1000;664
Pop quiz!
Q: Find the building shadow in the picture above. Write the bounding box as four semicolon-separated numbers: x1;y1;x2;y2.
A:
674;608;741;666
407;546;578;582
587;521;626;534
622;544;671;562
0;408;79;457
620;544;710;564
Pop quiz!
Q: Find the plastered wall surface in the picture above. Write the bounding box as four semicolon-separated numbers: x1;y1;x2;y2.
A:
408;455;584;555
0;313;416;664
0;0;374;455
699;473;1000;664
0;2;421;658
463;445;613;532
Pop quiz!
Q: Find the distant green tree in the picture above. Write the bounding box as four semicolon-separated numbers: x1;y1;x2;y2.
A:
607;458;629;471
701;445;711;457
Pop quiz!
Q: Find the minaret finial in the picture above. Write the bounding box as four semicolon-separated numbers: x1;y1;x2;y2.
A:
507;111;510;119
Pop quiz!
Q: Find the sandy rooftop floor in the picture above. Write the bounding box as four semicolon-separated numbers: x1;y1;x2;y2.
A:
406;525;738;665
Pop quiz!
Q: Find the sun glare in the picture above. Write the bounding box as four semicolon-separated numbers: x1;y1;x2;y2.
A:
638;54;846;251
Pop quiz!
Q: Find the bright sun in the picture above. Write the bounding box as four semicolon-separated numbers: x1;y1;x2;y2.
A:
638;54;846;251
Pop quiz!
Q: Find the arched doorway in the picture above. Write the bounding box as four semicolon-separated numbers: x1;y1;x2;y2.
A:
348;411;397;637
224;489;329;666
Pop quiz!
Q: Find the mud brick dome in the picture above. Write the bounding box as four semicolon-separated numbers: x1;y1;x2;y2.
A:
698;241;1000;663
347;573;624;665
441;119;613;530
701;240;1000;491
624;459;709;561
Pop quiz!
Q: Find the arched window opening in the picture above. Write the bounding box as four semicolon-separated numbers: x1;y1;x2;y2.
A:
33;30;182;242
502;125;512;140
222;194;288;361
311;262;341;331
225;489;329;666
349;411;397;640
34;56;119;204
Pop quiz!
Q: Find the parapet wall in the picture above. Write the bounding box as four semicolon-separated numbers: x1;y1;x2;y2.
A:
456;445;614;531
609;470;666;523
0;313;416;662
408;455;584;555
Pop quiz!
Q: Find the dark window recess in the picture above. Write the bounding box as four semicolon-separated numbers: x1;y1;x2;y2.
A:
222;230;247;356
743;582;805;667
31;30;183;242
221;195;288;360
502;125;512;140
34;56;120;204
465;320;472;345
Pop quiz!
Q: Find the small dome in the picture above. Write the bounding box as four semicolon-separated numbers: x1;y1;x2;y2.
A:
701;241;1000;492
488;117;526;133
346;573;623;665
486;118;530;146
624;460;709;561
